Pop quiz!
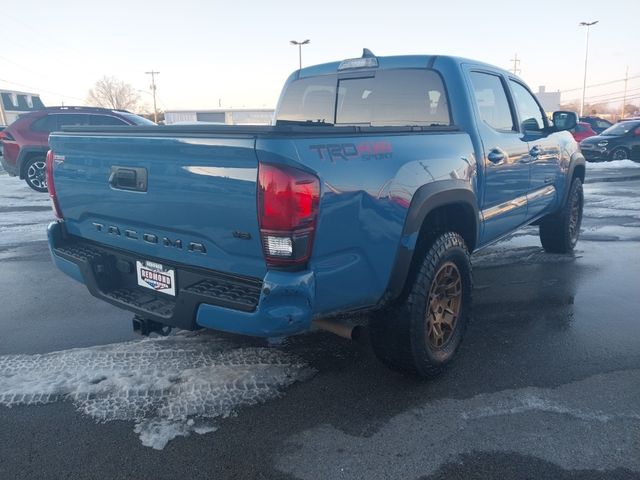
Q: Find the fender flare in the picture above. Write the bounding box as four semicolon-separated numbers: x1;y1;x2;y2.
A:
385;179;479;301
562;152;586;206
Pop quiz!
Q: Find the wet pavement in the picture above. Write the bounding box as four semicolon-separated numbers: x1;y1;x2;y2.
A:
0;163;639;479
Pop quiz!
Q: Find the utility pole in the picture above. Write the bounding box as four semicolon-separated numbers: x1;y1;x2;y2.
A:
621;66;629;120
145;70;160;123
289;39;310;70
510;53;521;75
579;20;599;117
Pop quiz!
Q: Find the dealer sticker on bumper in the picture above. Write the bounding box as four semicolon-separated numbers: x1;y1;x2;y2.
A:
136;260;176;296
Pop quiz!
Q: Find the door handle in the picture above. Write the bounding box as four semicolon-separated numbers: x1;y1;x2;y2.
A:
487;149;505;164
529;145;543;157
108;166;148;192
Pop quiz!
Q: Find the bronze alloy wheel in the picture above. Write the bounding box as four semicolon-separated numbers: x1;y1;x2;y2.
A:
569;186;583;244
426;261;462;349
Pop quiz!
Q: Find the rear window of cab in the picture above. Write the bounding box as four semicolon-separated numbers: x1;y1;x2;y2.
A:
276;69;451;127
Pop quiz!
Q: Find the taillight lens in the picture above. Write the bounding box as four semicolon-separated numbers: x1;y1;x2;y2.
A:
0;130;14;141
46;150;63;219
258;163;320;268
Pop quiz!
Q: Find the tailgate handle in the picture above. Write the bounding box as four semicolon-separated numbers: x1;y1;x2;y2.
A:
109;166;148;192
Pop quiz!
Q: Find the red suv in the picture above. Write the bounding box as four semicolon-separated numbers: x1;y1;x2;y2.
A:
0;106;154;191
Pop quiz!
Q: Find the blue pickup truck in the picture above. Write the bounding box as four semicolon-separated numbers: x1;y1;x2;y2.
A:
46;51;585;377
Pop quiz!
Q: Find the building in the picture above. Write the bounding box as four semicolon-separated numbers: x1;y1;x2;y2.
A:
0;89;45;126
534;86;561;113
165;108;274;125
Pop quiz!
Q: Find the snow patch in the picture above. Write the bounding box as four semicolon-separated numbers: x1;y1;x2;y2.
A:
586;159;640;170
460;393;613;423
0;333;313;449
134;418;218;450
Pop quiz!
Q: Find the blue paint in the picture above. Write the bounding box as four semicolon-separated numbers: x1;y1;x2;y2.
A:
47;54;582;338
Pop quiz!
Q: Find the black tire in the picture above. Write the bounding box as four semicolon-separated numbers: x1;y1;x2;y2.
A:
610;147;629;161
539;178;583;253
24;156;48;192
370;232;472;378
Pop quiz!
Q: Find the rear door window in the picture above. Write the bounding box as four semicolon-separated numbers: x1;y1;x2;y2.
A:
31;115;59;133
90;115;127;126
469;72;515;132
57;114;91;128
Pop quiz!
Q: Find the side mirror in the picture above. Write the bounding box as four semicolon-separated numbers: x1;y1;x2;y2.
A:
553;111;578;131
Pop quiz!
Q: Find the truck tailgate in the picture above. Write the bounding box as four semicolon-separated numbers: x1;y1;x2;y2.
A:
49;132;266;279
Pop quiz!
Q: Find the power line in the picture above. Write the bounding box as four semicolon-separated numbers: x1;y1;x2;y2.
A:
0;55;52;81
564;86;640;103
560;75;640;93
564;93;640;105
0;77;84;102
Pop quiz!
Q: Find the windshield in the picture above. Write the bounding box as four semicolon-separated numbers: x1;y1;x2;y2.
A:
600;121;640;136
276;69;451;127
118;112;156;126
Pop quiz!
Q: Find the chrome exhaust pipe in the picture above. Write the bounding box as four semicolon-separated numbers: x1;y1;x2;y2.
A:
313;319;362;341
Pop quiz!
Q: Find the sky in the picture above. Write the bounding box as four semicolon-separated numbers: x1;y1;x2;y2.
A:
1;0;639;112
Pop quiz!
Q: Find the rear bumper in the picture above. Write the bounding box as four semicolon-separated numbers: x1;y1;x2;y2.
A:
48;221;315;337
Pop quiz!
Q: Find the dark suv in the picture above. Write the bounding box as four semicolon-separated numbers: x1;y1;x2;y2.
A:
0;106;154;191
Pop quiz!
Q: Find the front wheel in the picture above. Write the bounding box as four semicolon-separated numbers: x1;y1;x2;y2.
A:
369;232;472;378
539;178;583;253
24;156;48;192
610;147;629;161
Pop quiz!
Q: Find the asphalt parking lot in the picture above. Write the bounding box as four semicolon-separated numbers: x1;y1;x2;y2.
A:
0;162;639;480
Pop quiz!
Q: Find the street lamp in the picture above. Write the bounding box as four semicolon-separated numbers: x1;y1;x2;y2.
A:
579;20;598;117
290;39;310;70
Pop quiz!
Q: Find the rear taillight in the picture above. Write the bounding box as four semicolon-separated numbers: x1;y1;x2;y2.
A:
0;130;14;141
46;150;63;219
257;163;320;268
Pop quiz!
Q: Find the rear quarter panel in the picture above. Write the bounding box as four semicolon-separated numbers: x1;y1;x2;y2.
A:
257;131;476;315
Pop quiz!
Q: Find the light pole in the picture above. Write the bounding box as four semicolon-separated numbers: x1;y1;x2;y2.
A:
290;39;310;70
579;21;598;117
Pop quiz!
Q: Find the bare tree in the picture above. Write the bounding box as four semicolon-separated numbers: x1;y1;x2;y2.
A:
87;76;141;111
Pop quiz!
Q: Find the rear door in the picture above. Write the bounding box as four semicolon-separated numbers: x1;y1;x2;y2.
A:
467;70;530;244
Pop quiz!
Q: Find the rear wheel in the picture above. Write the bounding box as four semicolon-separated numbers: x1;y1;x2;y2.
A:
370;232;472;378
24;156;48;192
539;178;583;253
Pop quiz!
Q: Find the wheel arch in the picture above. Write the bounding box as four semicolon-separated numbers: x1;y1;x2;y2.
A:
385;180;479;302
562;152;586;206
18;147;48;179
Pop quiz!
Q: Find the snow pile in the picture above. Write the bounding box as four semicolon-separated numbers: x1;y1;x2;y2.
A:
0;332;313;449
587;159;640;170
0;168;53;246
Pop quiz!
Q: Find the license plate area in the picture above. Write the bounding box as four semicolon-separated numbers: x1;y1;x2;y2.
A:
136;260;176;296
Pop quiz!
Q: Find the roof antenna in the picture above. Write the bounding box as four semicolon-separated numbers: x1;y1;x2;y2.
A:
362;48;375;58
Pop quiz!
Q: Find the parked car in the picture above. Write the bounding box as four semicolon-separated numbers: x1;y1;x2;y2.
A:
572;122;597;142
46;52;584;378
0;106;154;191
579;119;640;162
579;115;613;134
